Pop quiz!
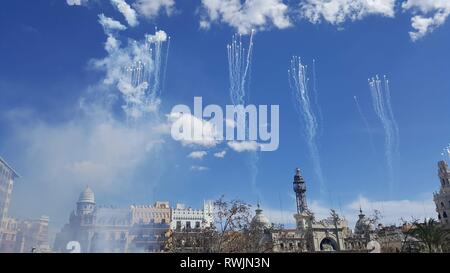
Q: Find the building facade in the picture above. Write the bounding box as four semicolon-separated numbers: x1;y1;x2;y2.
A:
0;156;19;251
434;160;450;229
54;187;176;253
170;202;214;231
272;168;380;253
15;216;51;253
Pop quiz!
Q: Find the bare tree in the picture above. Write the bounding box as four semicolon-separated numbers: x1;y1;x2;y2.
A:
166;195;272;253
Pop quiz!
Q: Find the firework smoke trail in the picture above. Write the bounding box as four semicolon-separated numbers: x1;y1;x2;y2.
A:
368;75;399;193
122;30;170;120
384;77;400;153
288;56;326;193
227;30;255;106
226;30;260;198
312;59;324;137
353;95;376;153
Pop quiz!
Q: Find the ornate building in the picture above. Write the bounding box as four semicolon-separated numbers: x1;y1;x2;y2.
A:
294;168;352;251
434;160;450;229
271;167;426;253
272;169;373;252
54;187;171;253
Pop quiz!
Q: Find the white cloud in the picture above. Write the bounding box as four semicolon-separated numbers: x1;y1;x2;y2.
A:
300;0;396;25
346;195;436;226
110;0;139;27
200;0;291;34
227;141;260;152
214;150;227;158
190;165;209;171
133;0;175;19
66;0;89;6
168;112;222;148
188;151;208;159
402;0;450;41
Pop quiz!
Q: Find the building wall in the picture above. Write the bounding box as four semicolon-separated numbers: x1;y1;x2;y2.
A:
0;217;18;252
0;157;19;252
15;216;51;253
170;201;213;230
130;202;171;225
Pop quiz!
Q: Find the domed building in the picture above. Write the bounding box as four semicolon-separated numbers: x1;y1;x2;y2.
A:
249;203;273;252
77;186;96;217
251;203;271;230
354;208;374;235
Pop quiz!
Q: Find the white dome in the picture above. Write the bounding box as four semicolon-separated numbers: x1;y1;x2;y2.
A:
78;186;95;204
354;209;373;234
251;204;270;229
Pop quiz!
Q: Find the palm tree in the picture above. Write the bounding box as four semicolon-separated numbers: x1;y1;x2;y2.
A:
408;218;449;253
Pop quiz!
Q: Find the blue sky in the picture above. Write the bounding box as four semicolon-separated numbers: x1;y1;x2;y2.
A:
1;0;450;229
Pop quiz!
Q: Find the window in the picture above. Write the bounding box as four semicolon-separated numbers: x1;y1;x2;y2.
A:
176;221;181;230
195;221;200;229
443;212;448;218
186;221;191;230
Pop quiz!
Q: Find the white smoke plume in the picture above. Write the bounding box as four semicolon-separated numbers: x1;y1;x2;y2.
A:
92;27;170;120
226;31;261;198
353;95;376;153
227;30;255;106
98;14;127;32
368;75;400;193
110;0;139;27
3;14;173;233
288;56;326;193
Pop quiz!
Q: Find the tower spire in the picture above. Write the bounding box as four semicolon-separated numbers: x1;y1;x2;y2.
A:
293;168;308;214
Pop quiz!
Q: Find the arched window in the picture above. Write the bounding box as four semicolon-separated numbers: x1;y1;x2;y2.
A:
438;214;442;219
441;202;445;208
443;212;448;218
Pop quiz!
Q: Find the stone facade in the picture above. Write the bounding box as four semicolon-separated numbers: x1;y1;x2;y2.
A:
434;160;450;229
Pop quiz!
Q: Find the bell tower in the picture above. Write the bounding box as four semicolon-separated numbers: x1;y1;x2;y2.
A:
434;161;450;229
